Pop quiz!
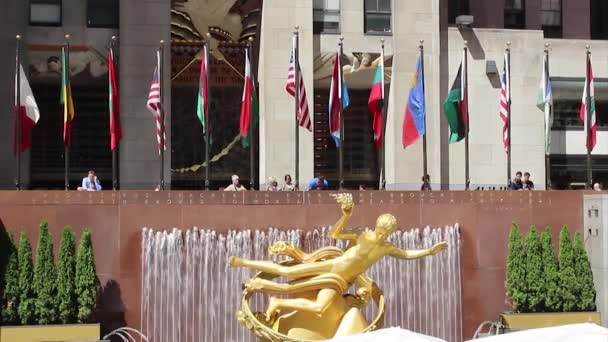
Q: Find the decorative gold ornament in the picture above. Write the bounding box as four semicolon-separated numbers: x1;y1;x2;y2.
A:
229;193;447;341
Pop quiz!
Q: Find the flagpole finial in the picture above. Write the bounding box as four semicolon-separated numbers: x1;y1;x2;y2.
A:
544;43;550;49
247;36;254;46
463;40;468;47
586;44;590;51
294;25;299;32
65;34;70;40
111;35;116;41
160;40;165;45
419;39;424;46
16;35;21;40
506;41;511;48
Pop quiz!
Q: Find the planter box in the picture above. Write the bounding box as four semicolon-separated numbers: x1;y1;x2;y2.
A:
0;323;100;342
500;312;601;330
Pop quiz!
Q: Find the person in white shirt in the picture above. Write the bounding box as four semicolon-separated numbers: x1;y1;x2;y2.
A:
78;170;102;191
224;174;247;191
280;174;296;191
267;177;279;191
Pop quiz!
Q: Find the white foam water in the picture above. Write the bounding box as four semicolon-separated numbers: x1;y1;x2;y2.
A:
140;225;463;342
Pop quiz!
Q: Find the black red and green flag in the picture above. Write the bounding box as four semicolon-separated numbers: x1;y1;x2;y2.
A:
443;57;468;143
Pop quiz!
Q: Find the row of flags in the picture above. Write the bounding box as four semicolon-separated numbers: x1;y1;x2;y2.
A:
11;42;599;164
13;45;120;154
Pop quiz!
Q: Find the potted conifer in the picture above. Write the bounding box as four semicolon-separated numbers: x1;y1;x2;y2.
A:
501;224;601;330
0;223;100;342
1;232;20;325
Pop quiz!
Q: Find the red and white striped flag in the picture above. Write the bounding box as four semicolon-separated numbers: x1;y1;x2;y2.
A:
286;37;312;131
499;52;510;153
147;50;166;154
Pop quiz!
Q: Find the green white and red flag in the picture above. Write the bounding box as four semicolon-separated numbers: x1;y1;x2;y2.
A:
580;54;596;152
368;55;384;149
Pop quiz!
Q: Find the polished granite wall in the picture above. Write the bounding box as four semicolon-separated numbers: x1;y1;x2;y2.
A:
0;190;587;340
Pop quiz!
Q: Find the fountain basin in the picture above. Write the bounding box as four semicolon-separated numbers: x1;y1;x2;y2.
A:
0;323;100;342
500;312;601;330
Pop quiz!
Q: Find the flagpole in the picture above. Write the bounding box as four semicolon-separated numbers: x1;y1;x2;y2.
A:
14;35;21;190
293;27;300;190
248;37;256;190
464;41;470;190
585;45;592;189
380;38;387;190
159;40;165;190
110;36;119;191
419;40;428;179
506;42;512;188
338;37;345;189
544;44;551;189
64;34;71;191
204;34;211;190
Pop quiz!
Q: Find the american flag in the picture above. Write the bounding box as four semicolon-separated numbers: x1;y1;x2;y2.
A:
499;53;510;153
147;50;166;153
286;38;312;131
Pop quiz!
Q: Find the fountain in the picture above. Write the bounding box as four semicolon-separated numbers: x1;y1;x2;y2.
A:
140;224;462;342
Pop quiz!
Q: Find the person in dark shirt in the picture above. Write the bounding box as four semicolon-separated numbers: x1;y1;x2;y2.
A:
509;171;523;190
420;174;432;191
523;172;534;190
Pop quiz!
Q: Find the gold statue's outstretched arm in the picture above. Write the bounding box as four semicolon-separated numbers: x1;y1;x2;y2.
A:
388;242;448;260
330;193;358;241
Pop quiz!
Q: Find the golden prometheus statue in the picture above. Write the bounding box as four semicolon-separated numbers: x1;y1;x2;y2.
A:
229;193;447;341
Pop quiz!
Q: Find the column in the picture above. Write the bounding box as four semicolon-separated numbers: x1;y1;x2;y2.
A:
119;0;171;189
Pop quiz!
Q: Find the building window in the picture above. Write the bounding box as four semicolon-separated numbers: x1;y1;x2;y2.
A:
364;0;391;34
448;0;470;25
31;82;112;189
504;0;525;29
87;0;119;28
30;0;62;26
313;0;340;34
591;0;608;39
552;78;608;130
550;155;608;190
541;0;562;38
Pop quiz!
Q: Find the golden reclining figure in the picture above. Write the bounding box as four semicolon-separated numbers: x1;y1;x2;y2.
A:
229;193;447;340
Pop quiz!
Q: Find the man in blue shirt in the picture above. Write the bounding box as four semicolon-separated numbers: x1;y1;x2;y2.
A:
307;176;328;190
509;171;523;191
80;170;102;191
